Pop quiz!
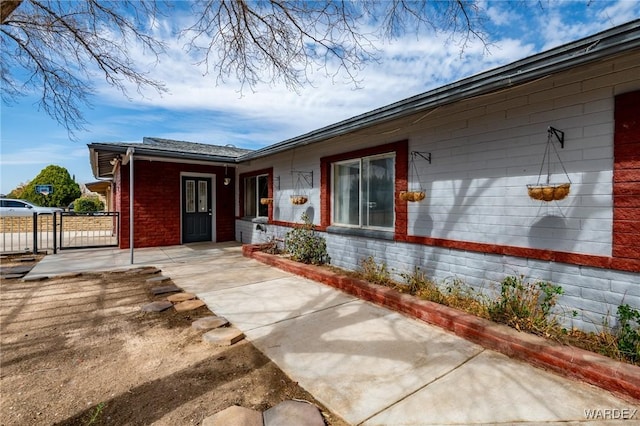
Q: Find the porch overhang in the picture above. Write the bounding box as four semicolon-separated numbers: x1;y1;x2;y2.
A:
88;143;241;179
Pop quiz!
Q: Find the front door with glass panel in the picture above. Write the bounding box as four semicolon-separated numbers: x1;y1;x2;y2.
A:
182;176;212;243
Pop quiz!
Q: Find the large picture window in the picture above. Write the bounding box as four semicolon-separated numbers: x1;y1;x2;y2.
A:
332;153;395;229
244;174;269;218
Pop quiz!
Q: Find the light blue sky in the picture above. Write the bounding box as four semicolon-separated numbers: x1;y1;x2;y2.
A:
2;1;639;195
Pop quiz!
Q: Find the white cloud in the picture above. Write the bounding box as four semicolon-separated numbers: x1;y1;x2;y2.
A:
90;17;539;149
598;0;640;24
0;144;86;165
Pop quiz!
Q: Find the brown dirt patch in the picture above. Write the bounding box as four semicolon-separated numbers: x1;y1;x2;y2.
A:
0;260;348;425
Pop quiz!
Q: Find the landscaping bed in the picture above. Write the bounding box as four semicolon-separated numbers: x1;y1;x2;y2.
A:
243;244;640;403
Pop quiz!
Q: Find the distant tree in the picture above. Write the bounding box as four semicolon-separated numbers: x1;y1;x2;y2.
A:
6;180;29;199
1;0;488;136
21;165;81;207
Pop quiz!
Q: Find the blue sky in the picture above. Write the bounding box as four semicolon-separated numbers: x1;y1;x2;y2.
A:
1;1;639;195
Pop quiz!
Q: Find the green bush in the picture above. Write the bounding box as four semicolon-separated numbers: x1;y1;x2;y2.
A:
617;304;640;363
73;196;104;213
488;275;563;332
284;213;330;265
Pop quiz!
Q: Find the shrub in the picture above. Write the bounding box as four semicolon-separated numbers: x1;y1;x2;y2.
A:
617;304;640;363
73;196;104;213
399;266;443;301
284;213;330;265
488;275;563;333
359;256;391;285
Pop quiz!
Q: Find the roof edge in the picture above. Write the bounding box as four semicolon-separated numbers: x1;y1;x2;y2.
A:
239;19;640;162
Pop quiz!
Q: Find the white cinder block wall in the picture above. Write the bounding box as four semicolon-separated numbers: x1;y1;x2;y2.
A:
236;53;640;332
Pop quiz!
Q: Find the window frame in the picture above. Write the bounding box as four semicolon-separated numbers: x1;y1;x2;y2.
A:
331;152;396;230
320;140;408;240
239;168;273;221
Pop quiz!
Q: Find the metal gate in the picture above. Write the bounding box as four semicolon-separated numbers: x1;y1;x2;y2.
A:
0;212;119;254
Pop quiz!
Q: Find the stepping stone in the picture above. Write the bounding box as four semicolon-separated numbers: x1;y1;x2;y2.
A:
1;265;33;275
263;400;324;426
138;267;161;275
192;316;229;331
2;274;25;280
151;285;181;295
167;292;196;303
202;405;263;426
18;257;36;262
141;301;173;312
202;327;245;346
147;275;171;283
174;299;205;312
126;267;160;275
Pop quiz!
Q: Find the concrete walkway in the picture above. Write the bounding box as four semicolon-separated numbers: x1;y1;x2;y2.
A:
26;243;639;425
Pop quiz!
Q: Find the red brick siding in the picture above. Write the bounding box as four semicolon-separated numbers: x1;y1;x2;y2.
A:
613;90;640;260
319;140;408;237
117;161;235;249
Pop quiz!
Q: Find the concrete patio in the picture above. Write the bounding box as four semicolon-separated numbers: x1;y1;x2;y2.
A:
25;242;639;425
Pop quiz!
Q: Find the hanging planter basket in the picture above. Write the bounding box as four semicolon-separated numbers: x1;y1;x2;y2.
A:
527;183;571;202
401;152;430;202
527;127;572;202
290;195;308;205
399;191;426;202
260;198;273;205
290;170;312;206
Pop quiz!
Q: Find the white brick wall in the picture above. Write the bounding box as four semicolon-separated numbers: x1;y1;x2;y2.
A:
325;234;638;332
236;52;640;332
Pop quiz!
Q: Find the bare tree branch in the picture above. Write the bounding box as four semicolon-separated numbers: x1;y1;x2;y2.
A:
1;0;22;23
2;0;491;136
1;0;167;137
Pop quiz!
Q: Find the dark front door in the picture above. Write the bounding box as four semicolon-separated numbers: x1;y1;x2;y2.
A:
182;176;212;243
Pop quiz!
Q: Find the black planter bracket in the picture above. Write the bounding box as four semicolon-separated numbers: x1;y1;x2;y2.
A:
411;151;432;164
548;126;565;149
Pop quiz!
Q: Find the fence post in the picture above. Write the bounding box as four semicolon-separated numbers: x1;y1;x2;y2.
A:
59;212;64;249
32;213;38;254
53;212;57;254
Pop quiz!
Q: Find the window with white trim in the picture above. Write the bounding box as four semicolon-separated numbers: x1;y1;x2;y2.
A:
244;174;268;218
332;153;395;229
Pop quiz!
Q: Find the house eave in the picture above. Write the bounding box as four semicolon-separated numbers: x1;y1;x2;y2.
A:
88;143;241;179
238;19;640;162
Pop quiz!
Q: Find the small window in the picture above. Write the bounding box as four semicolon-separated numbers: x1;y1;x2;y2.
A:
244;174;269;218
332;153;395;229
198;180;208;212
185;180;195;213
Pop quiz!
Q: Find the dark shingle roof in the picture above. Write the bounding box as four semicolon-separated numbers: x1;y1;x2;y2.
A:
88;137;253;178
142;137;252;157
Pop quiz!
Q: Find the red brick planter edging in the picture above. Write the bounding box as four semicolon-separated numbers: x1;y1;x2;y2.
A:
243;244;640;402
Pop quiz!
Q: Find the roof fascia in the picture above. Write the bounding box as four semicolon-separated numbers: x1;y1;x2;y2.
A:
238;20;640;162
88;143;240;163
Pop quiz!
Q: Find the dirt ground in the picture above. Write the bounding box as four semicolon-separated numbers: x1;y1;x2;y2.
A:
0;256;348;426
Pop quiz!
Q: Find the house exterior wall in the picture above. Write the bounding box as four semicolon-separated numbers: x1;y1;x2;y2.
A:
116;160;235;249
235;51;640;331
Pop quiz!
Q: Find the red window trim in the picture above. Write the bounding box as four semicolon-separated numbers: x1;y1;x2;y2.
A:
320;140;408;238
